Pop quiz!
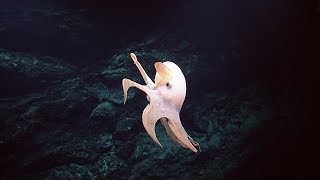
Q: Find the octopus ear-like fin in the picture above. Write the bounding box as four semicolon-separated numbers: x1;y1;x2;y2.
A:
155;62;172;81
122;78;152;104
130;53;155;88
142;104;163;148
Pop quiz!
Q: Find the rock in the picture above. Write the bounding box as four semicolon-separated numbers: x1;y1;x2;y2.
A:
0;48;77;96
93;154;127;179
47;163;96;179
0;33;271;180
83;83;112;102
113;117;135;141
96;133;113;154
0;48;76;81
114;141;135;160
88;101;117;130
90;101;116;120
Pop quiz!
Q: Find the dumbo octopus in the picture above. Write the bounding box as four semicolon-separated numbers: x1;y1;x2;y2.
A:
122;53;200;153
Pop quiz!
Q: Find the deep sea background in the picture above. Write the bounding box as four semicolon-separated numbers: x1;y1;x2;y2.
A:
0;0;317;179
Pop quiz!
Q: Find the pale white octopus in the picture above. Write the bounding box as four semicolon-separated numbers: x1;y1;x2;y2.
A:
122;53;199;153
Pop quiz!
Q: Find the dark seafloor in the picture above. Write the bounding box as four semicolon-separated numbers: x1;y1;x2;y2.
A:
0;0;317;179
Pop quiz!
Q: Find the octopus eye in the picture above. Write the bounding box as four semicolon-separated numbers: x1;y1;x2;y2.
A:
166;82;171;89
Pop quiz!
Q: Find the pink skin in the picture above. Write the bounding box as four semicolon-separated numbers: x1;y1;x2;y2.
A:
122;53;199;153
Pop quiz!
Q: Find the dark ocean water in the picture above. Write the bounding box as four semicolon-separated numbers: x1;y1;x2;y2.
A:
0;0;317;179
